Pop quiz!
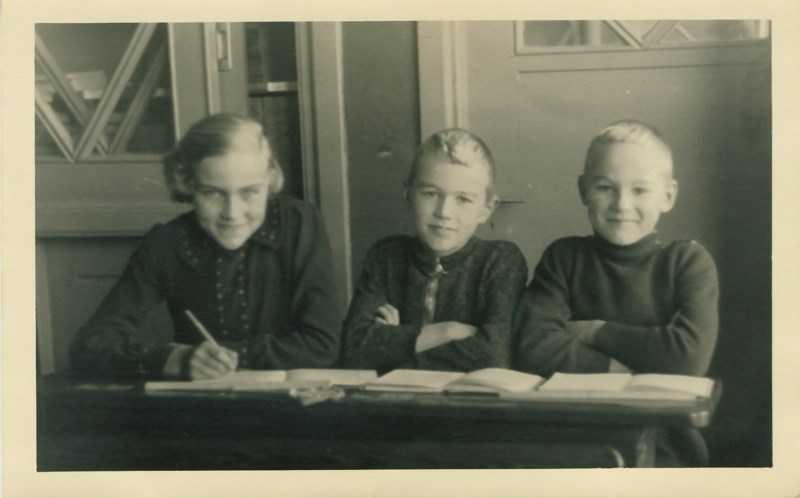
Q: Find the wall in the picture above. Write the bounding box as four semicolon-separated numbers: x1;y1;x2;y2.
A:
341;22;421;280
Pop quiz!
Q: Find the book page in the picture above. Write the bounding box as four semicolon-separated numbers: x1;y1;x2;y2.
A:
366;369;465;391
626;374;714;398
447;368;544;393
286;369;378;386
538;373;633;392
145;370;287;392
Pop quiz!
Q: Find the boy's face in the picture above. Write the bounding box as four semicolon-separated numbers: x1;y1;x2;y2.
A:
193;149;271;250
579;142;677;246
409;153;494;257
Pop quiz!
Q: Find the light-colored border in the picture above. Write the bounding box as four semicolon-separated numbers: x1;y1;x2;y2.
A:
4;1;799;497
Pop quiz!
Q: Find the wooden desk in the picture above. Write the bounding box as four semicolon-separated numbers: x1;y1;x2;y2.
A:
37;376;719;471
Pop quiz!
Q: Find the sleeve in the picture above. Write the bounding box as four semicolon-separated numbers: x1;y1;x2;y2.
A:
416;243;528;371
69;226;174;379
246;205;343;369
341;241;421;371
588;243;719;376
513;242;614;376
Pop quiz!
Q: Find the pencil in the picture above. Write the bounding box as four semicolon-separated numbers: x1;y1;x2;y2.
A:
185;310;220;347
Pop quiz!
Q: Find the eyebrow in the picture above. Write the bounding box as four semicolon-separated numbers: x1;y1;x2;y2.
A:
587;174;658;184
195;182;265;192
415;182;480;197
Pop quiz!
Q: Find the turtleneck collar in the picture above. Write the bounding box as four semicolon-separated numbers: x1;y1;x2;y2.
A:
590;230;662;263
412;236;479;275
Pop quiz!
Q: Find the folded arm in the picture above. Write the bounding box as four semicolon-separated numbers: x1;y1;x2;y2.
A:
416;244;529;371
585;247;719;375
513;246;614;376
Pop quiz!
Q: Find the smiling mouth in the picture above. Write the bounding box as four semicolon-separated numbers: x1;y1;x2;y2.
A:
429;225;456;232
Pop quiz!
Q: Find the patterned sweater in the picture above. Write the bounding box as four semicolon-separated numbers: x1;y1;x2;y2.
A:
342;235;528;373
70;197;341;379
514;232;719;376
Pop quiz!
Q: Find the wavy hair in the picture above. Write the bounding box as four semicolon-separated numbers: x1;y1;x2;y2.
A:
163;113;284;203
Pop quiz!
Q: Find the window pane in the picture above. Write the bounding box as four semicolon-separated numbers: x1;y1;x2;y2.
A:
660;20;770;45
522;21;628;48
35;23;176;160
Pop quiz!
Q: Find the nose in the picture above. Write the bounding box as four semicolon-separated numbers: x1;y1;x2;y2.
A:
611;190;633;211
221;195;244;220
434;195;455;219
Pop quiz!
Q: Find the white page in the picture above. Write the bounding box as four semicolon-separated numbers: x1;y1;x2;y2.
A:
145;370;287;392
368;369;465;390
448;368;543;393
286;369;378;386
626;374;714;398
538;372;633;392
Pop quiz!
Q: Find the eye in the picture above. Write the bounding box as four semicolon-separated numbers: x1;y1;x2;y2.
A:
633;187;649;195
593;184;613;193
457;195;473;204
198;189;222;200
240;187;262;200
419;189;438;198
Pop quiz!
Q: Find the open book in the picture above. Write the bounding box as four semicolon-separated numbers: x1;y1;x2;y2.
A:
505;372;714;401
365;368;545;394
145;369;378;393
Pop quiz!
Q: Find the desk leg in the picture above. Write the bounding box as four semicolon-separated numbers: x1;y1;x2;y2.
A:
635;428;658;467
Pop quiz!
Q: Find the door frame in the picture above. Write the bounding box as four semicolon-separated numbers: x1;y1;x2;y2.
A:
296;22;353;316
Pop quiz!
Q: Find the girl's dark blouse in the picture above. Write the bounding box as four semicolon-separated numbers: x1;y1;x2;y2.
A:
70;196;341;379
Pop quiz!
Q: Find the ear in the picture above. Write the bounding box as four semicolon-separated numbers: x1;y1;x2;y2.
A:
577;175;589;205
661;179;678;213
477;194;499;224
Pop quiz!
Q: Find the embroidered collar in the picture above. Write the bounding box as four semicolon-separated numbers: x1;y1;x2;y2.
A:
412;236;480;275
177;198;283;268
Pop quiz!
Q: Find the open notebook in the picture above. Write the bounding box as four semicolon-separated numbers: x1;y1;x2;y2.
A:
364;368;545;394
502;372;714;401
145;369;378;393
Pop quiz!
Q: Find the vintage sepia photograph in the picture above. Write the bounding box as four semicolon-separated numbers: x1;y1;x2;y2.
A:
3;1;799;497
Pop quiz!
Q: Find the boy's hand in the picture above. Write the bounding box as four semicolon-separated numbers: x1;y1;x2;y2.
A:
187;341;239;380
374;304;400;325
444;322;478;341
566;320;606;345
415;321;478;353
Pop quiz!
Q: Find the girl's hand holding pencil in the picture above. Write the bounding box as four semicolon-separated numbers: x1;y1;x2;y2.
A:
184;310;239;380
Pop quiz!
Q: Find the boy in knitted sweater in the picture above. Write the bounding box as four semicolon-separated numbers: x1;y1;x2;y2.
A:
342;128;527;373
514;120;719;465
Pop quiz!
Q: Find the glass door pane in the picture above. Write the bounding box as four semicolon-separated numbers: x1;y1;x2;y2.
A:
35;23;175;161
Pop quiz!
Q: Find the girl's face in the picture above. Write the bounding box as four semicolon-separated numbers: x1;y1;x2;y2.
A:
192;149;271;250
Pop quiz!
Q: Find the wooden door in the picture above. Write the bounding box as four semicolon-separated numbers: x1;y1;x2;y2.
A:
418;20;770;268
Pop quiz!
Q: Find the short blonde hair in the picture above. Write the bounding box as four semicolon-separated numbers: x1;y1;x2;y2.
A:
407;128;497;203
584;120;673;177
163;113;284;203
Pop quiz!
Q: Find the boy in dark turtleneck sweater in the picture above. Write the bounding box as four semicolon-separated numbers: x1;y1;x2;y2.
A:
342;128;527;373
514;120;719;465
